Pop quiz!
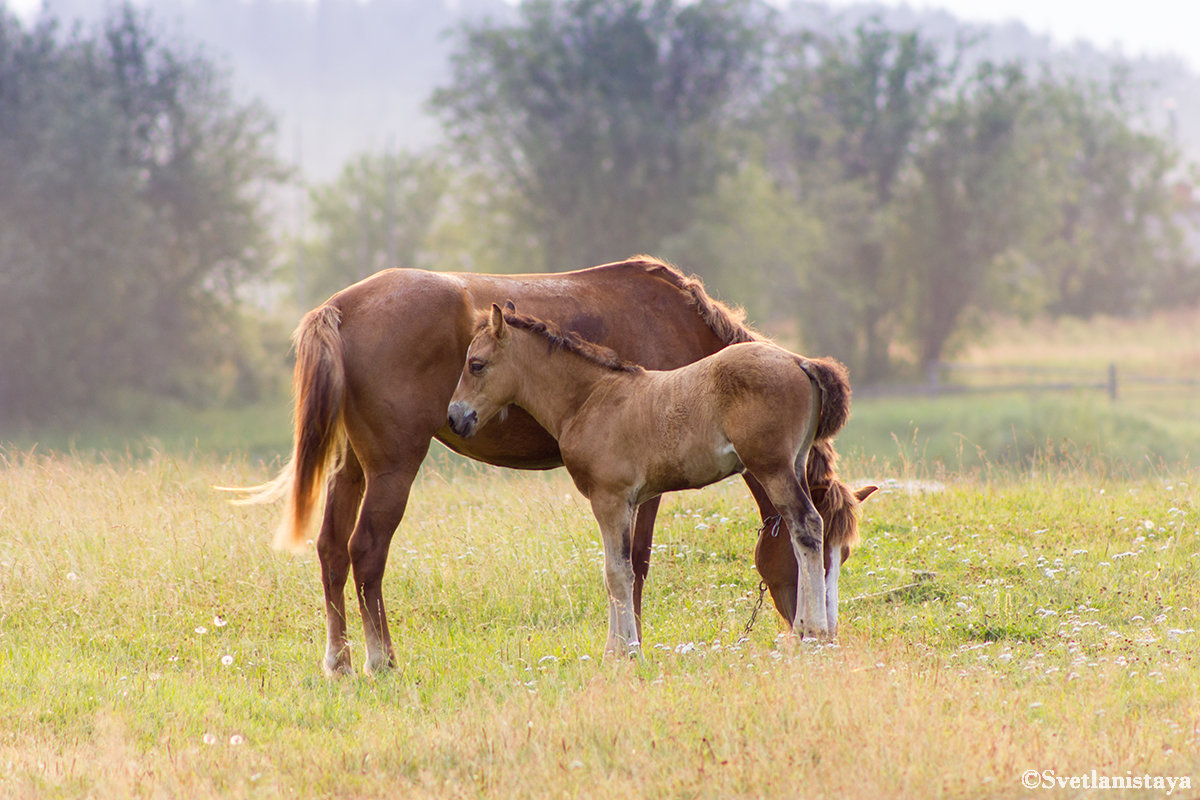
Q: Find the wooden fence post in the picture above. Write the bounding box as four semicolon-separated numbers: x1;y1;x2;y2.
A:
926;361;941;397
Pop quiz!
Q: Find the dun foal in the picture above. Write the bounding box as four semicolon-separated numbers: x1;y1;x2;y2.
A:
448;305;852;653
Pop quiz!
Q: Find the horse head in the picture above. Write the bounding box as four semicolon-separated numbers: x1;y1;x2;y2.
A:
754;483;878;632
448;303;516;438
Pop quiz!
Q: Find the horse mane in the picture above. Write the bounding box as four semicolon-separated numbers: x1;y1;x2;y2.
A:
495;309;645;374
629;255;764;346
808;439;861;550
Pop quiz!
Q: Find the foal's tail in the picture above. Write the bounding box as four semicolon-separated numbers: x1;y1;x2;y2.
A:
221;304;347;551
799;356;851;442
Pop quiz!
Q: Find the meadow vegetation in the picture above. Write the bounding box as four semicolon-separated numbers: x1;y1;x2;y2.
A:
1;447;1197;798
2;310;1197;797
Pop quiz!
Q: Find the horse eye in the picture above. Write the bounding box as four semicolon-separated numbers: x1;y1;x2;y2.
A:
468;359;486;376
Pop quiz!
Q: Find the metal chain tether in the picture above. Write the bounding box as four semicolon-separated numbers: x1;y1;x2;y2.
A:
741;579;769;639
740;515;781;639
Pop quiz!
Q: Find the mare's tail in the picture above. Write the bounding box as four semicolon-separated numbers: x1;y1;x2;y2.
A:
799;356;851;442
220;304;347;551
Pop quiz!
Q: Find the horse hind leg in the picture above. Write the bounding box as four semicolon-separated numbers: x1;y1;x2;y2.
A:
742;458;828;639
777;482;827;639
744;473;798;626
317;449;365;676
349;456;423;674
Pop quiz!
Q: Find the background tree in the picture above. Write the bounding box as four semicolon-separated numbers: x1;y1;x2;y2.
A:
661;161;821;331
890;61;1038;368
890;65;1200;370
1029;73;1200;318
294;148;448;304
430;0;772;271
763;22;953;379
0;5;284;424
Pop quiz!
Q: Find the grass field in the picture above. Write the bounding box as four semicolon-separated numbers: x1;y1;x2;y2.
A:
1;449;1197;798
2;308;1198;797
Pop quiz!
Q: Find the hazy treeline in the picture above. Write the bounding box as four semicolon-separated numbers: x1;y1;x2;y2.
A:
2;0;1199;427
304;0;1200;382
27;0;1200;179
0;5;286;423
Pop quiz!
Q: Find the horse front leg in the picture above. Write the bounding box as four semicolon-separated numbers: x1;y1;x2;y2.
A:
589;492;640;658
317;450;365;676
630;496;662;643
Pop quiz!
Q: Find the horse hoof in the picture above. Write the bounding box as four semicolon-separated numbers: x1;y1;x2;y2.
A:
602;641;642;661
323;660;355;678
793;620;831;642
363;656;396;676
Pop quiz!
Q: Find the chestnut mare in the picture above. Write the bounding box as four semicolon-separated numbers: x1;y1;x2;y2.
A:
449;305;853;650
233;257;870;673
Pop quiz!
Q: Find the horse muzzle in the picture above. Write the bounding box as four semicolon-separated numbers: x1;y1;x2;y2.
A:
447;402;478;438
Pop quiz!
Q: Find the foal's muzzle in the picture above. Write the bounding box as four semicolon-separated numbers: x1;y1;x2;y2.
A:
447;402;478;438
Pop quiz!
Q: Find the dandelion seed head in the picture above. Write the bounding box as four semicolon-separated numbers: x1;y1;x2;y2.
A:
202;733;217;745
213;615;227;628
229;734;245;746
195;626;208;635
221;654;234;667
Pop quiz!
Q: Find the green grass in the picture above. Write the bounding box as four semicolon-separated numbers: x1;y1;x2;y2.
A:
840;391;1198;477
1;451;1198;797
4;386;1196;484
0;394;292;462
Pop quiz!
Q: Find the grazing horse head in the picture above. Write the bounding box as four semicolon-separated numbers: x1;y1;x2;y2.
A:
754;479;878;632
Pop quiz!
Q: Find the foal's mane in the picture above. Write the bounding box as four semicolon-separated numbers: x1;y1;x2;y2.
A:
488;309;645;374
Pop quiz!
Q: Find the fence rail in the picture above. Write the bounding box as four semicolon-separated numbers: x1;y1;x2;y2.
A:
858;362;1200;401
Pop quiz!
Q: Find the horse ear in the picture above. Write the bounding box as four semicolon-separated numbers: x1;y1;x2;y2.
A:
855;485;879;503
504;300;516;312
489;303;507;338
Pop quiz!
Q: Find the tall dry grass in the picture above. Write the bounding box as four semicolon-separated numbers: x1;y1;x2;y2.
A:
1;449;1198;797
